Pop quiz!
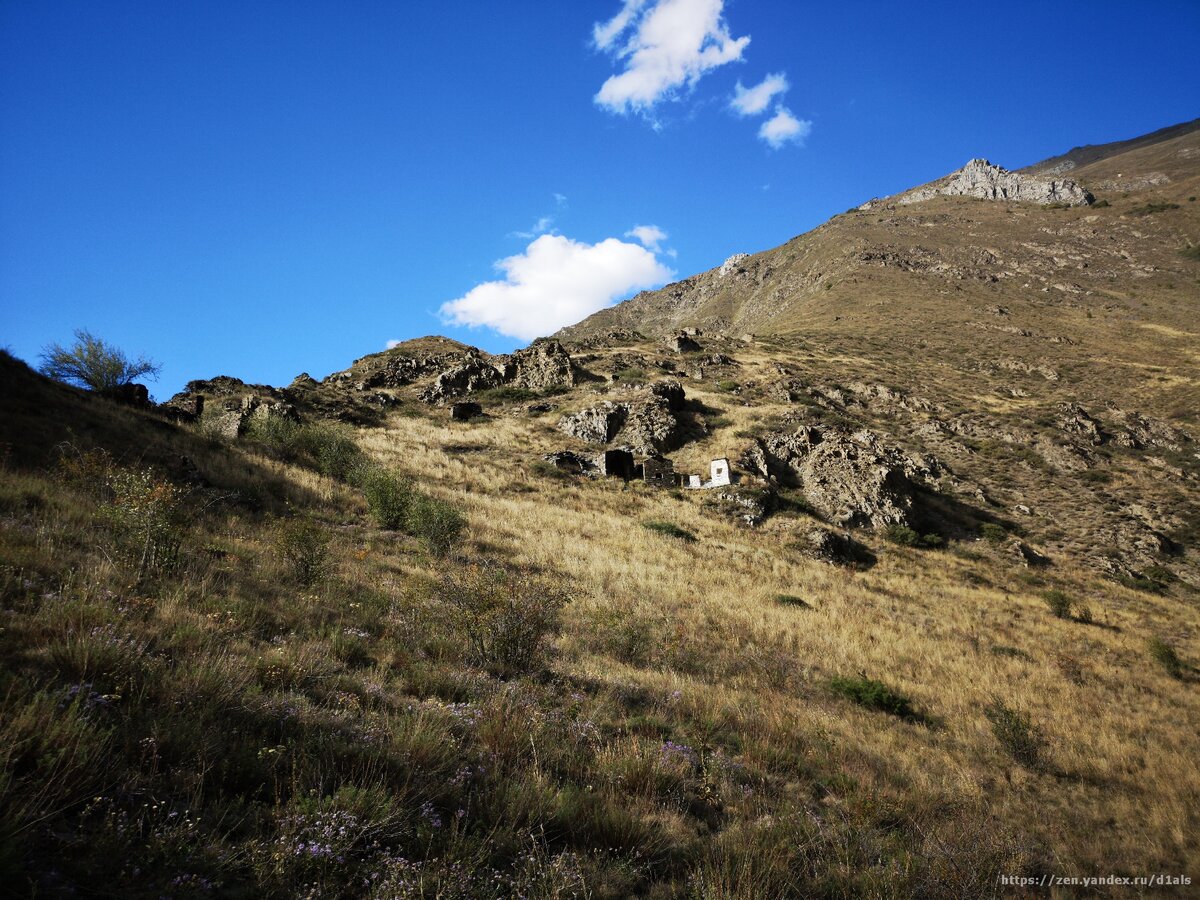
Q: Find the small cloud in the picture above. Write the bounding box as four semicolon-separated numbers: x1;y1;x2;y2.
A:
386;339;402;350
593;0;750;115
511;215;556;240
554;192;568;207
625;224;668;251
730;72;788;117
440;233;674;341
759;107;812;149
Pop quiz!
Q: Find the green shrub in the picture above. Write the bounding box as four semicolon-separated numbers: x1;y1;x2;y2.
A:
407;494;466;557
775;594;812;609
884;524;943;548
1129;202;1179;216
1092;199;1110;208
441;563;568;677
1148;637;1184;679
715;380;740;393
984;699;1046;769
980;523;1007;544
642;521;697;543
104;466;186;580
1043;589;1072;619
829;676;917;719
275;516;331;585
358;467;412;529
296;424;362;480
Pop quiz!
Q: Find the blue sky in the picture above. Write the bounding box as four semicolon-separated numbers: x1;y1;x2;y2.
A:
2;0;1198;399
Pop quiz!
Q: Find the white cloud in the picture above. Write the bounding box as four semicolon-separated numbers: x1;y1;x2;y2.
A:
730;72;788;116
511;215;555;239
625;224;668;251
554;192;568;207
440;234;674;341
386;339;402;350
593;0;750;114
759;107;812;148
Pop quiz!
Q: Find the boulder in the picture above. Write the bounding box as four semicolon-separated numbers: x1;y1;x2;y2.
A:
647;378;686;411
99;383;151;407
801;528;877;568
1057;403;1105;445
667;333;701;353
451;401;483;421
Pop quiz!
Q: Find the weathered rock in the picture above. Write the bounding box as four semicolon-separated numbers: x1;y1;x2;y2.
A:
647;378;686;411
419;355;504;403
1057;403;1105;445
667;333;701;353
708;486;772;526
558;403;628;444
719;253;750;276
99;383;151;407
741;426;938;528
1109;410;1190;451
451;401;483;421
289;373;319;390
1010;540;1051;568
494;340;578;391
865;159;1093;208
801;528;877;568
541;451;594;475
617;398;681;455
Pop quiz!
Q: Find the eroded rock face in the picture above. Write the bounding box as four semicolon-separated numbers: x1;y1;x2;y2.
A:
864;159;1093;208
418;356;504;403
1057;403;1105;445
742;426;938;528
1109;410;1191;451
558;403;628;444
557;380;688;454
495;340;578;391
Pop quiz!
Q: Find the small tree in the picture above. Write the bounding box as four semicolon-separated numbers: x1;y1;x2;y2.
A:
39;328;161;391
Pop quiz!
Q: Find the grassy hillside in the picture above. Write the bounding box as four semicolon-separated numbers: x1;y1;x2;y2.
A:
2;341;1198;897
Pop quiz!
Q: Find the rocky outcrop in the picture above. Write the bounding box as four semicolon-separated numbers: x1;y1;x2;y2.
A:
418;355;504;403
1057;403;1105;445
557;380;689;455
741;426;939;528
558;403;628;444
494;340;578;391
863;159;1093;209
667;333;701;353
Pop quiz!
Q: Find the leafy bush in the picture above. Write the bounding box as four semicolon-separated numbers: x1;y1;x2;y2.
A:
715;380;740;393
1148;637;1184;679
984;699;1046;769
39;328;160;391
829;676;917;719
1130;202;1180;216
441;563;568;677
642;521;697;543
775;594;812;609
275;516;331;585
884;524;943;548
104;467;185;580
1043;589;1072;619
357;467;412;529
406;494;465;556
980;523;1007;544
296;425;362;480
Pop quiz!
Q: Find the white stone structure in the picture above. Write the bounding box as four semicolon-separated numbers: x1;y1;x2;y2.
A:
709;458;731;487
684;474;702;489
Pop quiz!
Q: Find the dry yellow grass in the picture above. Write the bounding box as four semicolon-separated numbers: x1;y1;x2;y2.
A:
357;404;1200;879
